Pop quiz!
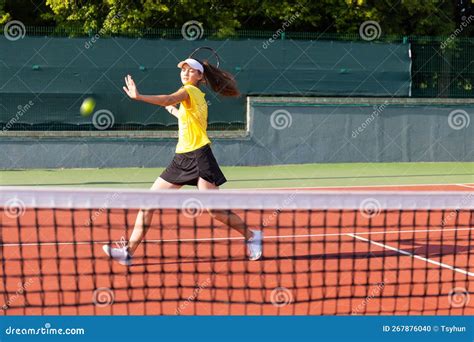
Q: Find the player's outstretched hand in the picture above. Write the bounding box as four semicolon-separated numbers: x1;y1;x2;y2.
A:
123;75;140;99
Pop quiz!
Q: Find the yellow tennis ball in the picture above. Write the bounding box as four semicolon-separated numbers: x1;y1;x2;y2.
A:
80;97;96;117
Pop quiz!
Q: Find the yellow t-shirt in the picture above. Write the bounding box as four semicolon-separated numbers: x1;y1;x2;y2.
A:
175;84;211;154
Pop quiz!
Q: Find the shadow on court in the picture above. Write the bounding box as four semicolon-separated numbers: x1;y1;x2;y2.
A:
132;241;474;267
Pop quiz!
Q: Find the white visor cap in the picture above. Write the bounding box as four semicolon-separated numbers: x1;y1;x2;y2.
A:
177;58;204;73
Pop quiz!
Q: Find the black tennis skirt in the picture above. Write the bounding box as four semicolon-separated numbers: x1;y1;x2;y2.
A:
160;144;227;186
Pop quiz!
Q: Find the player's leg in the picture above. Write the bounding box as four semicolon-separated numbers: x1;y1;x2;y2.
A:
103;177;181;265
197;177;262;260
128;177;182;254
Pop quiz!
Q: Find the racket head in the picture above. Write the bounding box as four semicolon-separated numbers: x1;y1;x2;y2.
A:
189;46;220;68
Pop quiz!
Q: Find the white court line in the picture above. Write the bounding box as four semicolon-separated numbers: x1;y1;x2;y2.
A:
1;227;472;248
347;233;474;277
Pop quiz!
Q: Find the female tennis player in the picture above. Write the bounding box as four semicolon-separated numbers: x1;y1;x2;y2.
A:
103;54;262;265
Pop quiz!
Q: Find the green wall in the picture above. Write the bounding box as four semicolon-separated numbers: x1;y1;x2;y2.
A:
0;38;410;131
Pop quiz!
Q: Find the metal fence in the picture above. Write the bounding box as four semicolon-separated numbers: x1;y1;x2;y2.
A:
3;26;474;98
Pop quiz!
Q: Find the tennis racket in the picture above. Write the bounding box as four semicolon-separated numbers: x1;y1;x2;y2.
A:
189;46;220;68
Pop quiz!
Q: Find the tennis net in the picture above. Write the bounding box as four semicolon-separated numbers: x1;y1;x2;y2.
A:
0;187;472;315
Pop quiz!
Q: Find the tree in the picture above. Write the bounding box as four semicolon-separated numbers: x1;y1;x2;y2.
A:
0;0;469;37
0;0;11;24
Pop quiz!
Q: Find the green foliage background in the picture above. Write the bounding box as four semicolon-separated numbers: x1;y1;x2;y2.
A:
1;0;472;37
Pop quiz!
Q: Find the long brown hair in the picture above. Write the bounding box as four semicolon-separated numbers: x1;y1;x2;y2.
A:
197;60;240;97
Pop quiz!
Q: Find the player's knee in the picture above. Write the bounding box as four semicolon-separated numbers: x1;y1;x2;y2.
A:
142;209;155;217
207;208;217;218
207;208;227;218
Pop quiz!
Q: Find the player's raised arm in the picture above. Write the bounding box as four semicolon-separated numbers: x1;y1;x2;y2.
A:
123;74;189;107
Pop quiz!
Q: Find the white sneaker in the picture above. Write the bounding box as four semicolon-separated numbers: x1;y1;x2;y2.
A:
246;230;263;261
102;245;132;266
